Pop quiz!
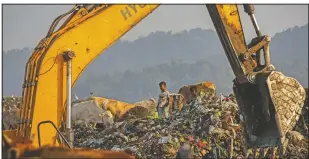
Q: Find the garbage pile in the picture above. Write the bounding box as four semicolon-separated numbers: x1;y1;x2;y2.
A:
74;101;241;158
2;96;22;110
73;93;308;159
2;96;21;129
2;89;308;159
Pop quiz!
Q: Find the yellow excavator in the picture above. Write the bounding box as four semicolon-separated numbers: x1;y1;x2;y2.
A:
2;4;306;158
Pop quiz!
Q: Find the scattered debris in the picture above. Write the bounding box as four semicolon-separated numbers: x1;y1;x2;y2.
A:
2;88;308;158
72;93;308;159
2;96;21;129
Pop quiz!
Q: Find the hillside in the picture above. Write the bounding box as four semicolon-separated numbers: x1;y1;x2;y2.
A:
3;24;308;103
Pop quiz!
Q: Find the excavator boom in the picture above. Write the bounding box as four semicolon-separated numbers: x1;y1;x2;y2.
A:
3;4;306;159
16;4;160;147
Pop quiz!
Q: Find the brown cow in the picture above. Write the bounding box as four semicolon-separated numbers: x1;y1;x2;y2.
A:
178;81;216;105
168;93;185;114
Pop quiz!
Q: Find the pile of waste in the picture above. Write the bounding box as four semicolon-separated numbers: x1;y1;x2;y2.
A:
73;93;309;159
2;96;22;110
2;88;308;159
2;96;21;129
74;100;241;158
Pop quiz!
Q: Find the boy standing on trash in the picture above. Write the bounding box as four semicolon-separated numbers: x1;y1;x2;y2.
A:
157;81;170;119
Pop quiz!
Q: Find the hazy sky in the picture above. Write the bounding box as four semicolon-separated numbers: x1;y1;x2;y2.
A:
3;4;308;51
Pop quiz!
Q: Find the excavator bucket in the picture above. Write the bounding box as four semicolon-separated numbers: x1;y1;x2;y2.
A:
233;71;306;148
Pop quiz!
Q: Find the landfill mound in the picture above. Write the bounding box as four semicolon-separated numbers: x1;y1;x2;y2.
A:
2;96;21;129
74;101;242;158
2;89;308;158
73;94;308;159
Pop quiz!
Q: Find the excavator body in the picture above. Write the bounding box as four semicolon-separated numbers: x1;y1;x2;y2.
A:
2;4;306;158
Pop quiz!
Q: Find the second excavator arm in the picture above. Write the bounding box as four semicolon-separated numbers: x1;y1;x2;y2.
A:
4;4;306;158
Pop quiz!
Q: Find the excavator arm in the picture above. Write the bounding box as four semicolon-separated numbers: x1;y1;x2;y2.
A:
3;4;306;158
16;4;160;147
